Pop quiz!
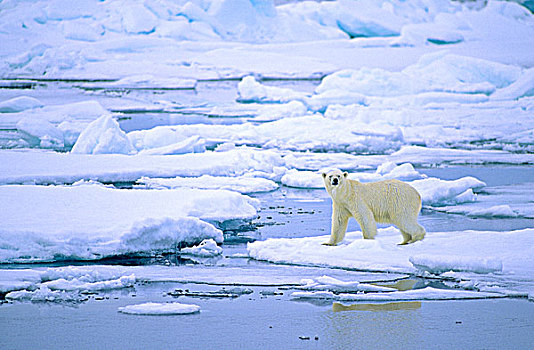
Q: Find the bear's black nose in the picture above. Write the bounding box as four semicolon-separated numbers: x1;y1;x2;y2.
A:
332;178;338;185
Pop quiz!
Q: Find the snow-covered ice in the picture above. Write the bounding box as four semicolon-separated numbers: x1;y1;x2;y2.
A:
5;286;84;303
0;148;286;185
292;287;505;302
0;96;43;113
431;182;534;219
2;0;534;80
0;183;261;262
281;164;484;207
138;174;278;194
71;114;136;155
43;274;136;292
118;302;201;315
180;239;223;257
281;162;425;189
296;275;396;293
127;114;404;154
248;227;534;297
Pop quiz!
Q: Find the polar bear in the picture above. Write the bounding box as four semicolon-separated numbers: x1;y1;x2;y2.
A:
322;169;425;245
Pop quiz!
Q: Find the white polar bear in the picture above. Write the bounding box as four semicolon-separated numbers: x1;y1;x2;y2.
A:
322;169;426;245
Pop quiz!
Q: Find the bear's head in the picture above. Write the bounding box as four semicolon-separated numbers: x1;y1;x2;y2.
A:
322;169;348;189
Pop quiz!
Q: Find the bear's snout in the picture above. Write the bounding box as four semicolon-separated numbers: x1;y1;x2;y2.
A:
332;178;339;186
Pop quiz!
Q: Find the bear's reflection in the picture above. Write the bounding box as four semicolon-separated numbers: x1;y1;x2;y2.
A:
332;301;422;312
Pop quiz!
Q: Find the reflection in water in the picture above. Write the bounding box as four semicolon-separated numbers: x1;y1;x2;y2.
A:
372;279;418;291
324;300;423;348
332;301;422;312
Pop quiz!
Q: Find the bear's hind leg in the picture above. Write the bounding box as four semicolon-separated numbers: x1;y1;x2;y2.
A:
357;208;377;240
409;223;426;243
399;230;412;245
397;221;426;244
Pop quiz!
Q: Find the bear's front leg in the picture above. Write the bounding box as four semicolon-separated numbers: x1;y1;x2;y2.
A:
323;204;350;246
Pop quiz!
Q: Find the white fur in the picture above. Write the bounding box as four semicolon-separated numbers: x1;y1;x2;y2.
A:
322;169;426;245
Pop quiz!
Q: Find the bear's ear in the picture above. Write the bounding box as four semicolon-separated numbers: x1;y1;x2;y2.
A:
343;172;348;178
322;172;327;178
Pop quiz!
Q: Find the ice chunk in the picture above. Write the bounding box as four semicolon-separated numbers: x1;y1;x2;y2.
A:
410;254;503;274
137;136;206;155
43;274;136;291
316;52;521;97
254;101;308;122
63;18;104;42
0;269;41;294
121;3;158;34
281;170;323;189
0;184;262;262
39;265;131;283
5;285;84;303
0;100;109;128
305;90;368;112
237;76;308;103
0;96;43;113
410;176;486;206
45;0;96;20
283;152;369;172
292;286;504;301
468;204;518;218
118;302;200;315
297;275;396;293
394;23;464;46
79;75;197;90
138;174;278;194
16;117;65;148
71;115;136;154
180;239;222;257
491;67;534;100
248;228;534;279
128;114;403;154
0;148;286;185
387;146;534;167
281;162;424;189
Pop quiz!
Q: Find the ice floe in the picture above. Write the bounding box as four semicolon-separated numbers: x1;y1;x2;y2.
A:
296;275;396;293
247;227;534;278
118;302;200;315
0;148;286;185
292;287;505;302
43;274;136;292
0;96;43;113
0;183;262;262
71;115;136;155
281;162;426;189
138;174;278;194
5;286;84;303
432;182;534;219
409;255;503;274
250;227;534;298
281;165;484;207
180;239;223;258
